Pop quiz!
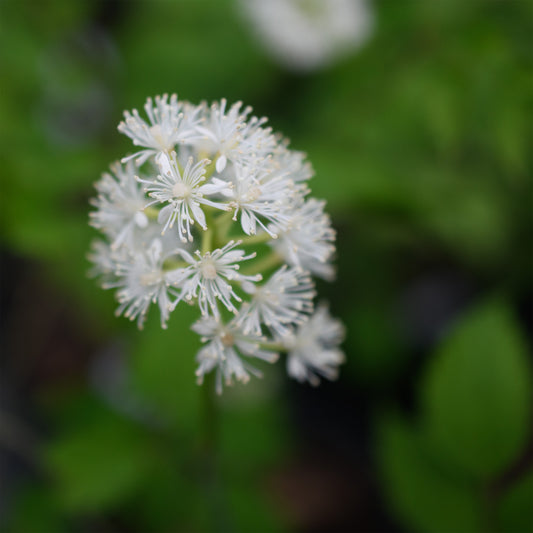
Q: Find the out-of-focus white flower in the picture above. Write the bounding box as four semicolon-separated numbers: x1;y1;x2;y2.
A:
236;265;315;337
273;142;314;184
104;239;180;329
169;240;262;318
192;317;279;395
138;152;229;242
118;94;201;165
283;304;346;386
87;239;126;281
239;0;374;72
89;161;149;250
271;198;336;280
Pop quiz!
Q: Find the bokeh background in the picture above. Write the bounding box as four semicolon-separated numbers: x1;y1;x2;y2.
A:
1;1;532;532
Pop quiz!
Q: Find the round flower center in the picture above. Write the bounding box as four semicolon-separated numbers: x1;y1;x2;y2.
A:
246;186;262;203
201;258;218;279
220;331;235;347
140;270;161;286
172;181;190;199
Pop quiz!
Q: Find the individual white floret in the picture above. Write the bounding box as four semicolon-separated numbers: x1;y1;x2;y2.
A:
118;94;201;166
272;141;314;183
283;304;345;386
169;240;262;318
239;0;373;72
194;99;275;173
137;152;230;242
87;239;127;282
192;317;279;395
271;198;336;280
237;114;278;165
227;164;294;237
106;239;180;329
194;99;248;173
89;161;149;251
236;265;316;337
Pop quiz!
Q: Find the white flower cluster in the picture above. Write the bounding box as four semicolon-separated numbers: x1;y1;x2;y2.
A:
239;0;373;72
89;95;345;394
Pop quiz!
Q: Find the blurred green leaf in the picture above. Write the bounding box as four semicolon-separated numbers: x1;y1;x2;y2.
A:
227;481;286;533
377;412;481;533
7;486;65;533
346;303;408;386
497;470;533;533
46;409;156;513
421;300;532;479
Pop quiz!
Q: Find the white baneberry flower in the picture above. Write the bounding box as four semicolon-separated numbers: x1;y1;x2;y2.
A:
87;239;126;281
271;198;336;280
236;265;315;337
89;94;345;394
237;114;277;165
283;304;346;386
89;161;149;250
227;164;294;237
137;152;229;242
192;317;279;395
105;239;180;329
169;240;262;318
194;99;249;173
118;94;201;166
239;0;374;72
272;142;314;184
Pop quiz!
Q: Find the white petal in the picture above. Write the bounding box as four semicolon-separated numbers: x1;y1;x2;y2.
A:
216;154;227;173
156;151;173;176
158;204;175;225
151;238;163;260
240;209;255;235
190;201;207;229
134;211;149;228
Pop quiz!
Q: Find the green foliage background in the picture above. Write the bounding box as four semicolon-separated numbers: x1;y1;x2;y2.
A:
0;1;531;532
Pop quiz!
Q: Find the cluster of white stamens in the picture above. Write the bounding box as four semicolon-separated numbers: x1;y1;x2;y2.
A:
89;94;345;393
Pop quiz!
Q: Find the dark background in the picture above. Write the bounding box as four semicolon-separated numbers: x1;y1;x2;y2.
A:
1;1;532;531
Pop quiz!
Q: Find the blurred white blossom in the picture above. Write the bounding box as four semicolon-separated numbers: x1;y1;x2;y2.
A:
239;0;374;71
284;305;346;386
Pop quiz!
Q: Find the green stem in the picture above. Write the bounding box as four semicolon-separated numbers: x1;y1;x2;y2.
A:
239;231;272;246
201;372;217;455
200;372;230;532
202;225;213;255
259;341;287;352
214;210;235;247
242;251;283;276
162;258;188;271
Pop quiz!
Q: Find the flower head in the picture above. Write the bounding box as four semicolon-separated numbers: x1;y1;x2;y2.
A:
283;304;346;386
271;198;336;280
118;94;201;166
170;240;262;318
236;265;315;337
104;239;180;329
228;164;294;237
89;161;149;250
138;152;229;242
192;317;279;395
